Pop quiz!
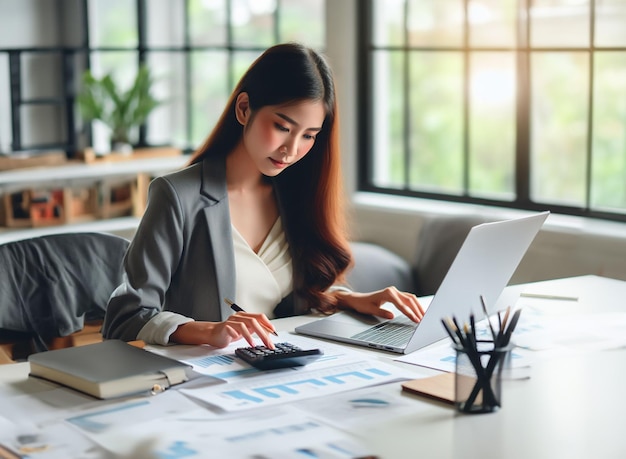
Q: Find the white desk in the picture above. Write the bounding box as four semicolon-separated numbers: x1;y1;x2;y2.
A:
1;275;625;459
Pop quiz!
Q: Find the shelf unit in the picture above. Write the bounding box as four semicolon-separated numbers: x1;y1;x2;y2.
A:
0;153;188;243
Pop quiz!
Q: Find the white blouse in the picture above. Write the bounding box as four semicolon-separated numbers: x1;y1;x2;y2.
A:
232;217;293;318
137;217;294;344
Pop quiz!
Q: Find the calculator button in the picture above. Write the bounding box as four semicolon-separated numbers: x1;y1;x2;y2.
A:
235;342;323;371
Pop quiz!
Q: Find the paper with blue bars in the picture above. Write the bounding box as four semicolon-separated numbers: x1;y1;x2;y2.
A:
180;359;412;412
156;333;415;412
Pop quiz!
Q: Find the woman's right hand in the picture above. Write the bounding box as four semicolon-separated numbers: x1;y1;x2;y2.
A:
170;313;275;349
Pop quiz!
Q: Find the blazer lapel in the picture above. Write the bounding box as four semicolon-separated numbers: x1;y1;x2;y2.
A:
200;156;236;320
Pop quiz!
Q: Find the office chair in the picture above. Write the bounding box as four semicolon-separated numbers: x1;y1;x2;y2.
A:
412;214;490;296
0;232;130;361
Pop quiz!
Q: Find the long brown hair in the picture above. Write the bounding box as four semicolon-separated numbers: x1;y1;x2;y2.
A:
188;43;352;313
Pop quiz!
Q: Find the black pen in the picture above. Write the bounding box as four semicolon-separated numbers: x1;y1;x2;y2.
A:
224;298;279;337
502;308;522;346
441;318;460;346
480;295;497;341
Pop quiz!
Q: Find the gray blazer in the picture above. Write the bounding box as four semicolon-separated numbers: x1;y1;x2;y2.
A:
102;154;306;342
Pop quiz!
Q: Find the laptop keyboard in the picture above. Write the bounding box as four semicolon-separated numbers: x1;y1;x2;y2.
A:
350;317;417;347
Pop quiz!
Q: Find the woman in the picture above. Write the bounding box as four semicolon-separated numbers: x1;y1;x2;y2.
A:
102;43;424;349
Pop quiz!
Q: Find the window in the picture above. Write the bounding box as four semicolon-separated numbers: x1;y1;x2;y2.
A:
1;0;325;156
360;0;626;221
87;0;326;152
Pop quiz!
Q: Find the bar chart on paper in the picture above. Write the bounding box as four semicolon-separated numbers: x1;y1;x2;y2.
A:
157;333;357;380
181;360;412;412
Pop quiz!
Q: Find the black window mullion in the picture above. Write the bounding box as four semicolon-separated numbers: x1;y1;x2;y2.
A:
585;0;596;210
403;0;410;189
82;0;92;149
226;1;234;90
9;51;22;151
82;0;90;65
462;0;470;195
357;0;373;192
137;0;147;146
62;50;77;157
184;0;193;150
275;0;281;41
137;0;147;64
515;0;531;205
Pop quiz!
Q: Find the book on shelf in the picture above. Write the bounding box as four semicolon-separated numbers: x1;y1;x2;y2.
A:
28;340;193;399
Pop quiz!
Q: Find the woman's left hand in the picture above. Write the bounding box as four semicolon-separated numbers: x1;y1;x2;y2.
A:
333;287;425;323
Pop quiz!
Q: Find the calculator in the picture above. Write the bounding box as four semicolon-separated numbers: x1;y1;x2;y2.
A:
235;342;323;371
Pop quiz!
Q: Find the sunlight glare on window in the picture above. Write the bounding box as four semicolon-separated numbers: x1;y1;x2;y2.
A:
249;0;276;15
408;0;463;47
372;0;405;46
530;0;590;47
591;52;626;213
232;0;276;27
467;2;494;24
468;0;516;47
470;68;516;107
408;52;464;194
595;0;626;46
531;52;589;207
469;53;516;200
201;0;223;9
231;0;276;46
367;0;626;220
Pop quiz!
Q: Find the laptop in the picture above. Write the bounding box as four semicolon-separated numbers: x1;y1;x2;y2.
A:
295;211;549;354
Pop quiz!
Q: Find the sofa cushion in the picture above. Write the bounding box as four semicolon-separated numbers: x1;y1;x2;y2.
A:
347;241;414;293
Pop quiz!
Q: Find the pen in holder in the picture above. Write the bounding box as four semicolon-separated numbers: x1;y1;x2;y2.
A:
454;340;510;413
442;296;522;414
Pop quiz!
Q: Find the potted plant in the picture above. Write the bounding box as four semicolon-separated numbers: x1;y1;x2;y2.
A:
77;65;160;154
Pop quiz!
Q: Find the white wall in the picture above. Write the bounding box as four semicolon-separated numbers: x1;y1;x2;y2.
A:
0;0;60;48
325;0;358;198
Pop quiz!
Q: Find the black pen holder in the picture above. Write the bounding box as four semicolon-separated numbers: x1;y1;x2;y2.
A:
454;341;510;414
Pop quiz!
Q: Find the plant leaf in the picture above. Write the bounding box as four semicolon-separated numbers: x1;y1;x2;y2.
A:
76;65;161;144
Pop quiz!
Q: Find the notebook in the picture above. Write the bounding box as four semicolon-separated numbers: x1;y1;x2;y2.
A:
28;340;193;399
295;211;549;354
401;373;456;405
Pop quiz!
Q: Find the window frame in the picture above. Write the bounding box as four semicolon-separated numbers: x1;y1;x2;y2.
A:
357;0;626;223
1;0;325;158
